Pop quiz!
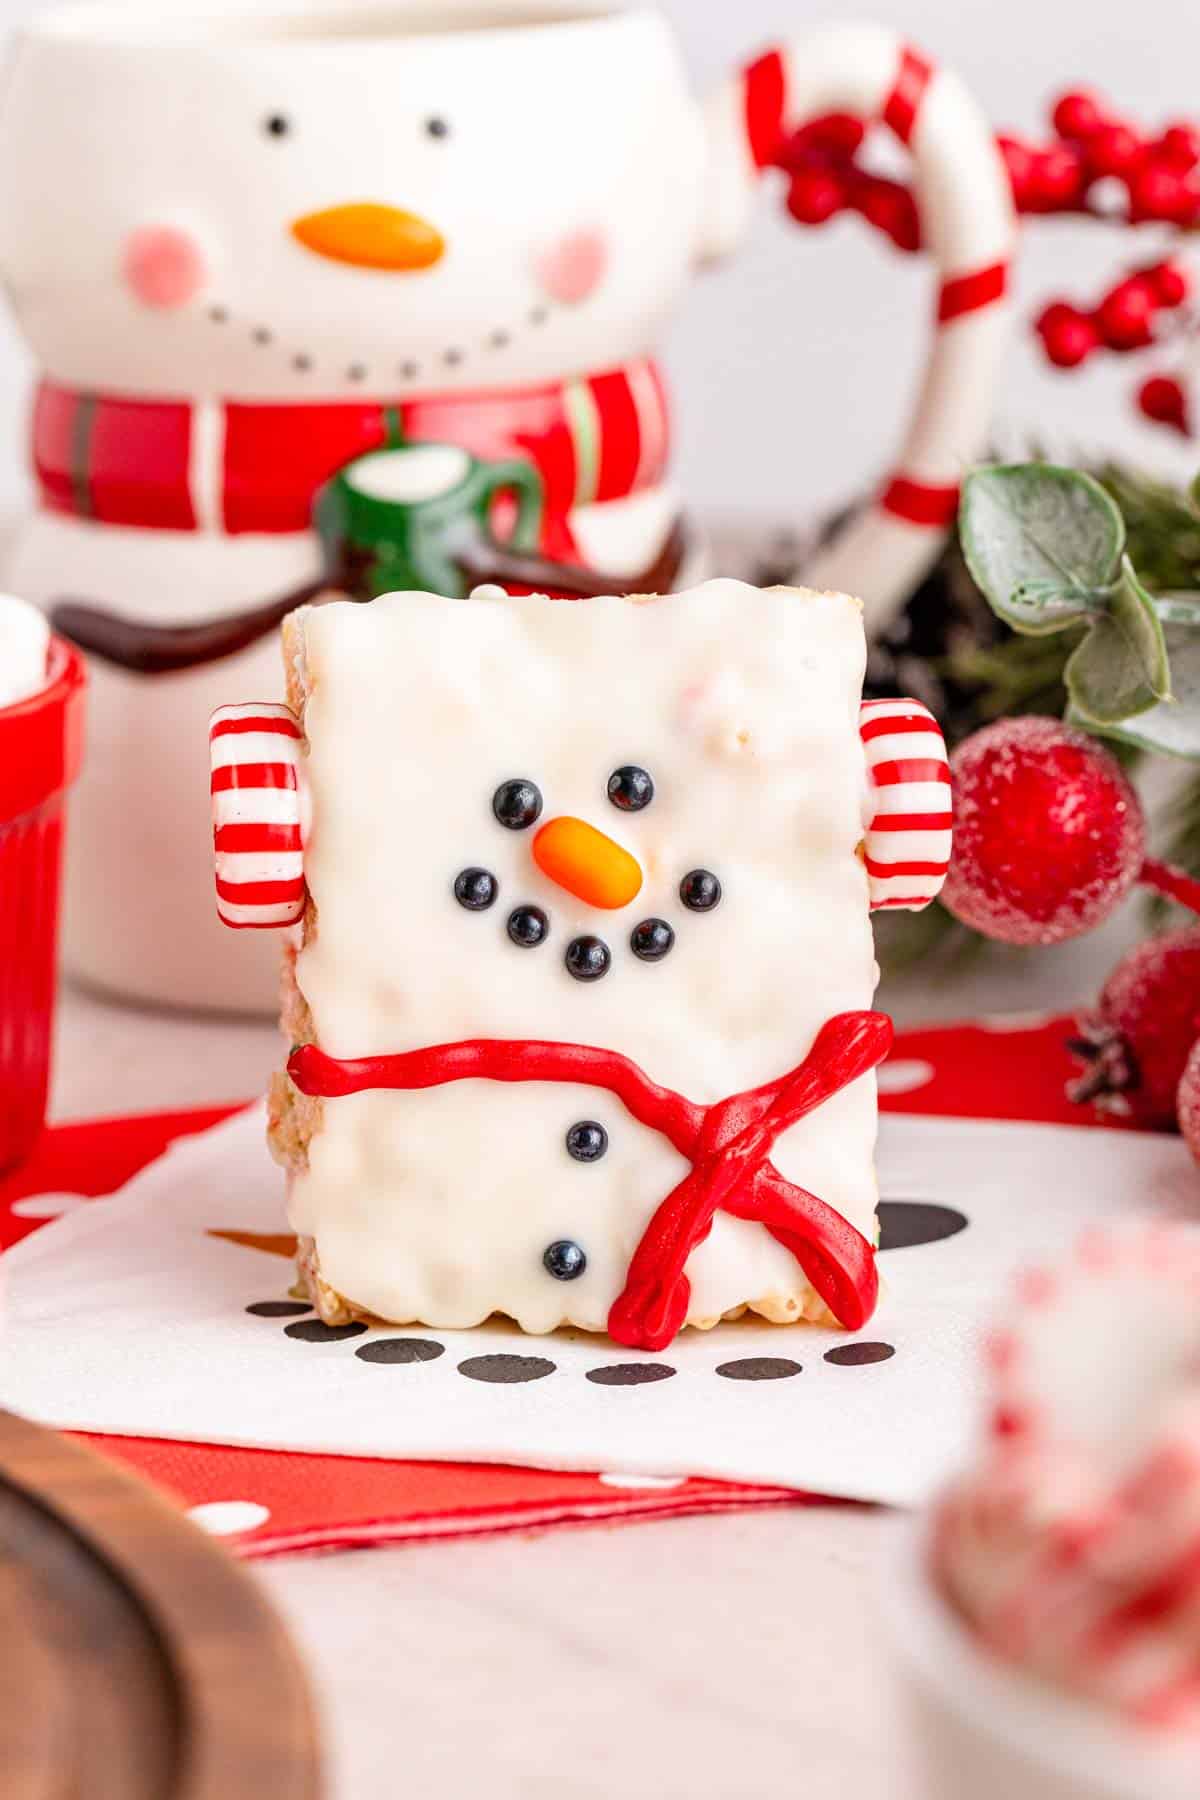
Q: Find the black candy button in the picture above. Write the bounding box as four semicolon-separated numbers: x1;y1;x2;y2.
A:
507;904;549;947
680;868;722;912
565;935;611;981
607;765;654;812
566;1120;608;1162
492;778;543;830
454;866;498;911
630;917;674;961
543;1239;587;1281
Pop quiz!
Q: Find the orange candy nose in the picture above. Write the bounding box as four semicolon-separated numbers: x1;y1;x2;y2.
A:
533;816;643;910
290;203;445;271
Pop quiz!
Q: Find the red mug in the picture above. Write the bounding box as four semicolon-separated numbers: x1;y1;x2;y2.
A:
0;636;86;1171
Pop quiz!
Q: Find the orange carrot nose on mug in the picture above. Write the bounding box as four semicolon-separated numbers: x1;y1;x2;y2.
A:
0;606;86;1172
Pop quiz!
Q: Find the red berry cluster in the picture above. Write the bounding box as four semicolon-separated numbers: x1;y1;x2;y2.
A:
777;113;921;253
1002;89;1200;224
1035;260;1190;368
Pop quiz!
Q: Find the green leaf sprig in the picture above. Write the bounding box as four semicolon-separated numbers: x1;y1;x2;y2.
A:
958;463;1200;758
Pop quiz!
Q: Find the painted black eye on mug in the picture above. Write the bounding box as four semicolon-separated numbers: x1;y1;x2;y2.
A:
607;765;654;812
492;779;543;830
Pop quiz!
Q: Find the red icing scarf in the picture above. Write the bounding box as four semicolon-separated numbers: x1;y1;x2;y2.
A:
32;360;669;566
287;1010;891;1352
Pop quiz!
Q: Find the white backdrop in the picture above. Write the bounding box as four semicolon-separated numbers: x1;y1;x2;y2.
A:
0;0;1195;530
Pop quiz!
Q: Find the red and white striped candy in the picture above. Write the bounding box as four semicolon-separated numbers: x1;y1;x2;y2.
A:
859;697;951;911
704;24;1016;634
209;703;306;929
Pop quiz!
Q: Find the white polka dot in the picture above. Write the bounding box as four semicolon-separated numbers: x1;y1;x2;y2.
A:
599;1472;686;1491
187;1500;271;1536
977;1011;1056;1033
876;1059;936;1096
11;1191;91;1219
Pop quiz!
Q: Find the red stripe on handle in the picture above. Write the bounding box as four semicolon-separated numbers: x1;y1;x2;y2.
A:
880;476;959;528
882;44;933;146
938;261;1009;323
744;48;787;169
210;762;298;793
215;875;306;905
868;812;953;832
214;822;302;853
869;758;951;785
211;713;302;740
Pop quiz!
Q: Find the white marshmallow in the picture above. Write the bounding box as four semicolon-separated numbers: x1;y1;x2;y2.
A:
0;593;50;709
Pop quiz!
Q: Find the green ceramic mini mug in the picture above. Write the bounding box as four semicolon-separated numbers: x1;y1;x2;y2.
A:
316;442;543;598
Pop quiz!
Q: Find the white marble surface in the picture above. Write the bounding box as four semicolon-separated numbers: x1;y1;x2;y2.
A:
44;915;1146;1800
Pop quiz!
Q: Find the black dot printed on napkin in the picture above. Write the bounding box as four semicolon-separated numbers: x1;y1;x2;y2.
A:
877;1201;967;1251
356;1338;446;1366
457;1354;557;1384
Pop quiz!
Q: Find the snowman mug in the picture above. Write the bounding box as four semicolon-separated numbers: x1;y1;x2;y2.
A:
0;4;1014;1011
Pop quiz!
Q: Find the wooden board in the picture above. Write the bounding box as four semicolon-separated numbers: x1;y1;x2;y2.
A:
0;1409;322;1799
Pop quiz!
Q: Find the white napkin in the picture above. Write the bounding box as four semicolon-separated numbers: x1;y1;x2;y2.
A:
0;1105;1194;1506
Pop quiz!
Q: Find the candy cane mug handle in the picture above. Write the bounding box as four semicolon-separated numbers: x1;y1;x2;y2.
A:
703;23;1016;633
859;698;952;911
209;703;306;928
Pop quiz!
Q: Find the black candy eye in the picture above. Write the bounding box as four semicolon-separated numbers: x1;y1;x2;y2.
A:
492;778;543;830
454;867;497;911
543;1239;587;1280
264;113;291;137
607;765;654;812
565;935;611;982
630;918;674;961
566;1120;608;1162
507;905;548;948
680;869;722;913
425;116;450;139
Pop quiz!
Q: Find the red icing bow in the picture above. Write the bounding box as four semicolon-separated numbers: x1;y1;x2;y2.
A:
287;1010;892;1351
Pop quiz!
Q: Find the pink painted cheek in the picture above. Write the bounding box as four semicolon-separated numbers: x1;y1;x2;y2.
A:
531;228;608;305
122;226;208;309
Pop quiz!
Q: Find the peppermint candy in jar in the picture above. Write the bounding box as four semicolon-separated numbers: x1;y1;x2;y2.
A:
934;1225;1200;1734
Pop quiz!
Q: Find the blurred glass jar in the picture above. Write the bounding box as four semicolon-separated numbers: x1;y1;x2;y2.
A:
0;636;85;1171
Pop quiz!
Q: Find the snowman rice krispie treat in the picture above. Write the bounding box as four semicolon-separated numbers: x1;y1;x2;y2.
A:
209;579;950;1350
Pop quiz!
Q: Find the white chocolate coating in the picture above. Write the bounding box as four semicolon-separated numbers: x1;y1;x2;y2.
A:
287;579;879;1335
0;592;50;708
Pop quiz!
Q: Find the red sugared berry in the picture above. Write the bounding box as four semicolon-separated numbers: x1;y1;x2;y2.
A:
1069;928;1200;1128
1052;89;1104;141
941;718;1146;947
795;111;866;157
1157;123;1200;172
1143;259;1190;308
1129;162;1200;224
1097;277;1157;349
1137;373;1191;434
786;167;845;226
998;134;1038;208
1176;1039;1200;1161
1032;144;1089;211
1035;301;1099;368
857;175;920;251
1084;122;1143;179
